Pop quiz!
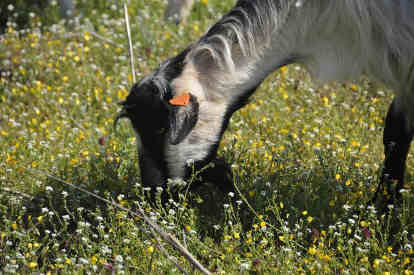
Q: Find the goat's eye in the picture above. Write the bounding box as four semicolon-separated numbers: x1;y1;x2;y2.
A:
156;127;166;135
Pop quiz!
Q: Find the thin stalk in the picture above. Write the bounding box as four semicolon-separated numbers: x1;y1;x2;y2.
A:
124;3;136;84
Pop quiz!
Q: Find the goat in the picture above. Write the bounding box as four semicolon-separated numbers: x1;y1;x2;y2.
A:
165;0;194;24
58;0;74;18
117;0;414;204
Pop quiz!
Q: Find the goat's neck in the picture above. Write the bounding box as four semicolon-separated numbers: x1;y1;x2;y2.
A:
180;0;300;105
186;41;294;108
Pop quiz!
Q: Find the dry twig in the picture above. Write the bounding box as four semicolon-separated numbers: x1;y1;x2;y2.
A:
1;186;34;200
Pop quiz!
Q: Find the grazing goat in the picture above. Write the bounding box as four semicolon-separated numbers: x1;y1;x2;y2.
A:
117;0;414;204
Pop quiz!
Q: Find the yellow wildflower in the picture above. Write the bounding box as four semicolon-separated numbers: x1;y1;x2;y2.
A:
308;247;317;255
373;258;380;269
224;235;232;241
84;32;91;41
351;84;358;91
403;257;410;265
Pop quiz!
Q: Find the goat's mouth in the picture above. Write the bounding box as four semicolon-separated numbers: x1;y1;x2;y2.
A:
113;105;234;193
113;102;170;188
113;111;128;130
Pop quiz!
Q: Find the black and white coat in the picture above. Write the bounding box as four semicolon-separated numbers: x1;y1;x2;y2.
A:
118;0;414;201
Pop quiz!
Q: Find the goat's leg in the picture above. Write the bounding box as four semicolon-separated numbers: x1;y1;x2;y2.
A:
375;98;414;205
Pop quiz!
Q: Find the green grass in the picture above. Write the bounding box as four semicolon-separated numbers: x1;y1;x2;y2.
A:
1;0;414;274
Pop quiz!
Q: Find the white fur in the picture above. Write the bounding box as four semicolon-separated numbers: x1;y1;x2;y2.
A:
167;62;228;177
171;62;206;101
189;0;414;96
166;99;227;178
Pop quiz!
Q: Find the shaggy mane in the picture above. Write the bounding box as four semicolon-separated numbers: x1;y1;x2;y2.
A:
188;0;292;75
186;0;414;92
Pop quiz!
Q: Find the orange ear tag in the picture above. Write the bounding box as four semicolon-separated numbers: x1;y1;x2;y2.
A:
169;92;190;106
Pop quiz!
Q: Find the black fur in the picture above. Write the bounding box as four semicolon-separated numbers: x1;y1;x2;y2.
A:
168;93;199;145
116;46;196;188
124;81;170;188
378;99;414;203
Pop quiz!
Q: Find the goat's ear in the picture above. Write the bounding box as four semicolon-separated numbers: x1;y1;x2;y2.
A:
168;92;199;145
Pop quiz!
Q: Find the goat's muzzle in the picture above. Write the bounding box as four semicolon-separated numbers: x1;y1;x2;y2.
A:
113;101;131;131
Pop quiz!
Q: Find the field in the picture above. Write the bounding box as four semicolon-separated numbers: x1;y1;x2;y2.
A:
1;0;414;274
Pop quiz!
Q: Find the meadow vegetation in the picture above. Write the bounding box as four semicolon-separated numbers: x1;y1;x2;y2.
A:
1;0;414;273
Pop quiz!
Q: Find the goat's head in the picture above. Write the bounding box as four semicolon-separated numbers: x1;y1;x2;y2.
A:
115;47;234;191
